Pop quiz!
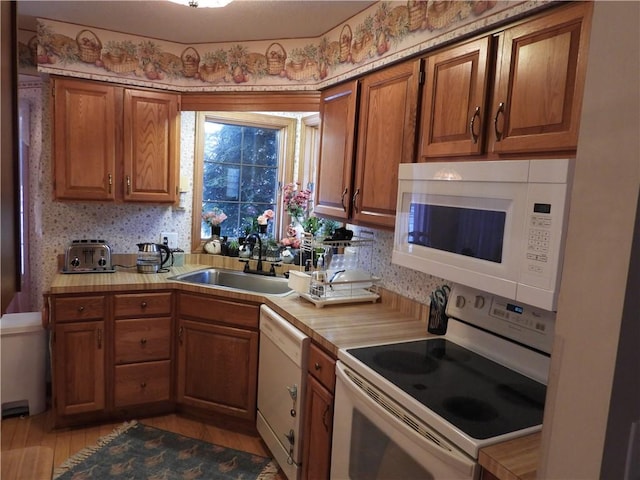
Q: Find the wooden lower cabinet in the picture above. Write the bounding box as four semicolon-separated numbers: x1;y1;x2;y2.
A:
302;343;336;480
175;293;259;421
53;320;106;417
302;375;334;480
50;291;174;426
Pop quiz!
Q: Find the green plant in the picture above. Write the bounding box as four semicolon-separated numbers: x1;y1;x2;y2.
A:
321;219;340;238
302;216;322;236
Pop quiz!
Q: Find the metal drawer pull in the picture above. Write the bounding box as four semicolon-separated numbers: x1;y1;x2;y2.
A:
494;102;505;141
469;106;481;144
140;301;147;308
77;305;85;312
140;382;147;388
140;338;147;345
314;362;321;371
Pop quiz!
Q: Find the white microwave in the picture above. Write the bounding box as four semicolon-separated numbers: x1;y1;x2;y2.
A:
392;159;574;311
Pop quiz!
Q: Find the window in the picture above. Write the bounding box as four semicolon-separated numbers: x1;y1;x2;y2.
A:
193;112;317;251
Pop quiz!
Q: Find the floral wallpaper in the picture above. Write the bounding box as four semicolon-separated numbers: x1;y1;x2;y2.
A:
18;1;548;90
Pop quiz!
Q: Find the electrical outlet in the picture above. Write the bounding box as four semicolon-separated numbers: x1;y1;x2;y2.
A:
160;232;178;249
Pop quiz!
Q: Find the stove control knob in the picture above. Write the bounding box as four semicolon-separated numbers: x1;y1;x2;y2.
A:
455;295;466;309
474;295;486;309
70;257;80;267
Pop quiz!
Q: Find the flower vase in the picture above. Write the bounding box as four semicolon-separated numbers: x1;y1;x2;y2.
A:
258;224;268;234
291;220;305;240
210;225;221;238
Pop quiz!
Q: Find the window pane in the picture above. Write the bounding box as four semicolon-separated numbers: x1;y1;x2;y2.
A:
202;118;279;239
241;128;278;166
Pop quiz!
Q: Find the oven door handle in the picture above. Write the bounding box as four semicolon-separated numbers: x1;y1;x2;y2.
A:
335;362;477;476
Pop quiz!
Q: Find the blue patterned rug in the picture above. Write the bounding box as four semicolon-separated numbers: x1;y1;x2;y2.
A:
53;420;278;480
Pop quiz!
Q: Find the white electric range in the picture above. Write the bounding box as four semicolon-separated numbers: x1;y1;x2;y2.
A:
330;284;555;479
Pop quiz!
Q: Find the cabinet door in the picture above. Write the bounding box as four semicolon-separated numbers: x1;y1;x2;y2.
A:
302;374;334;480
314;80;359;220
419;38;491;158
53;321;105;416
53;78;117;201
353;59;421;228
491;2;592;153
123;89;179;203
176;319;258;420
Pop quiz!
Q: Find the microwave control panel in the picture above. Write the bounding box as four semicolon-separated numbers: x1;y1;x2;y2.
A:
526;206;553;273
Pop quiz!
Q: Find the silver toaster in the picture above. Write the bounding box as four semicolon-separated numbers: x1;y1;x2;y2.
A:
63;239;115;273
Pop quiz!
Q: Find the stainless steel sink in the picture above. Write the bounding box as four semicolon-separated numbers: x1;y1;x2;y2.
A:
169;268;292;296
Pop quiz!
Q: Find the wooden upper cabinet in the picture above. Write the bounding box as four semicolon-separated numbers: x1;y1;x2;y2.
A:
419;38;491;158
490;2;592;154
53;78;118;201
124;89;179;202
52;76;180;203
353;59;421;228
314;80;359;221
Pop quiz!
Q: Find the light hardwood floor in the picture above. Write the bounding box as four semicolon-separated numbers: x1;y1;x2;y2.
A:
1;409;285;478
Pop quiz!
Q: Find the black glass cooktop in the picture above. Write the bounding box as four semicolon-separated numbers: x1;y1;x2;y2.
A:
347;338;546;440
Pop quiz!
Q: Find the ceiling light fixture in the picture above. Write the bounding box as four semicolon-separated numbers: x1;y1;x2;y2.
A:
168;0;233;8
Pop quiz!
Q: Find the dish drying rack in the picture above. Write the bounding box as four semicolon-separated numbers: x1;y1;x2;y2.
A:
295;230;380;308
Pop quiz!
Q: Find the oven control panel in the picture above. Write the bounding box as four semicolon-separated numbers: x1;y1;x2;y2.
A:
446;284;555;354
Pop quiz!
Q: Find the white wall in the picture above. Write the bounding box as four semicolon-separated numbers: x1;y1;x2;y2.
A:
538;2;640;478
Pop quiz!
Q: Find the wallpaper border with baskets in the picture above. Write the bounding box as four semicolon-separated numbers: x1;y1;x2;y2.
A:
18;1;551;92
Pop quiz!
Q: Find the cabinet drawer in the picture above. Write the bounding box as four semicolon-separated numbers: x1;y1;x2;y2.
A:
54;296;106;322
114;360;171;407
178;293;259;329
308;343;336;393
114;317;171;364
114;292;172;318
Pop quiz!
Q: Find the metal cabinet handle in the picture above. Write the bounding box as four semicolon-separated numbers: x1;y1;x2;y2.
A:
126;175;131;194
340;187;348;212
97;328;102;349
493;102;505;141
314;362;321;371
140;381;147;388
140;338;147;345
108;173;113;194
77;305;85;312
469;106;481;144
140;301;147;308
178;326;184;345
352;188;360;213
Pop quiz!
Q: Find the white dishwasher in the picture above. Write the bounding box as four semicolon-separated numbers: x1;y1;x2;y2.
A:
257;305;309;480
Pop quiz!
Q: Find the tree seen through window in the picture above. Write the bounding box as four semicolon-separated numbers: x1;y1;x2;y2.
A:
201;120;279;238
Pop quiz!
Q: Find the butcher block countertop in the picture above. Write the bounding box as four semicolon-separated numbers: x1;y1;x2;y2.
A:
48;258;540;480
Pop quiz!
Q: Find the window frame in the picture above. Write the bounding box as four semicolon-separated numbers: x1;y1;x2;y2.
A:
191;111;297;252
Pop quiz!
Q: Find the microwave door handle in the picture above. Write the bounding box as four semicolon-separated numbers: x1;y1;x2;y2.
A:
340;187;348;212
352;188;360;213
